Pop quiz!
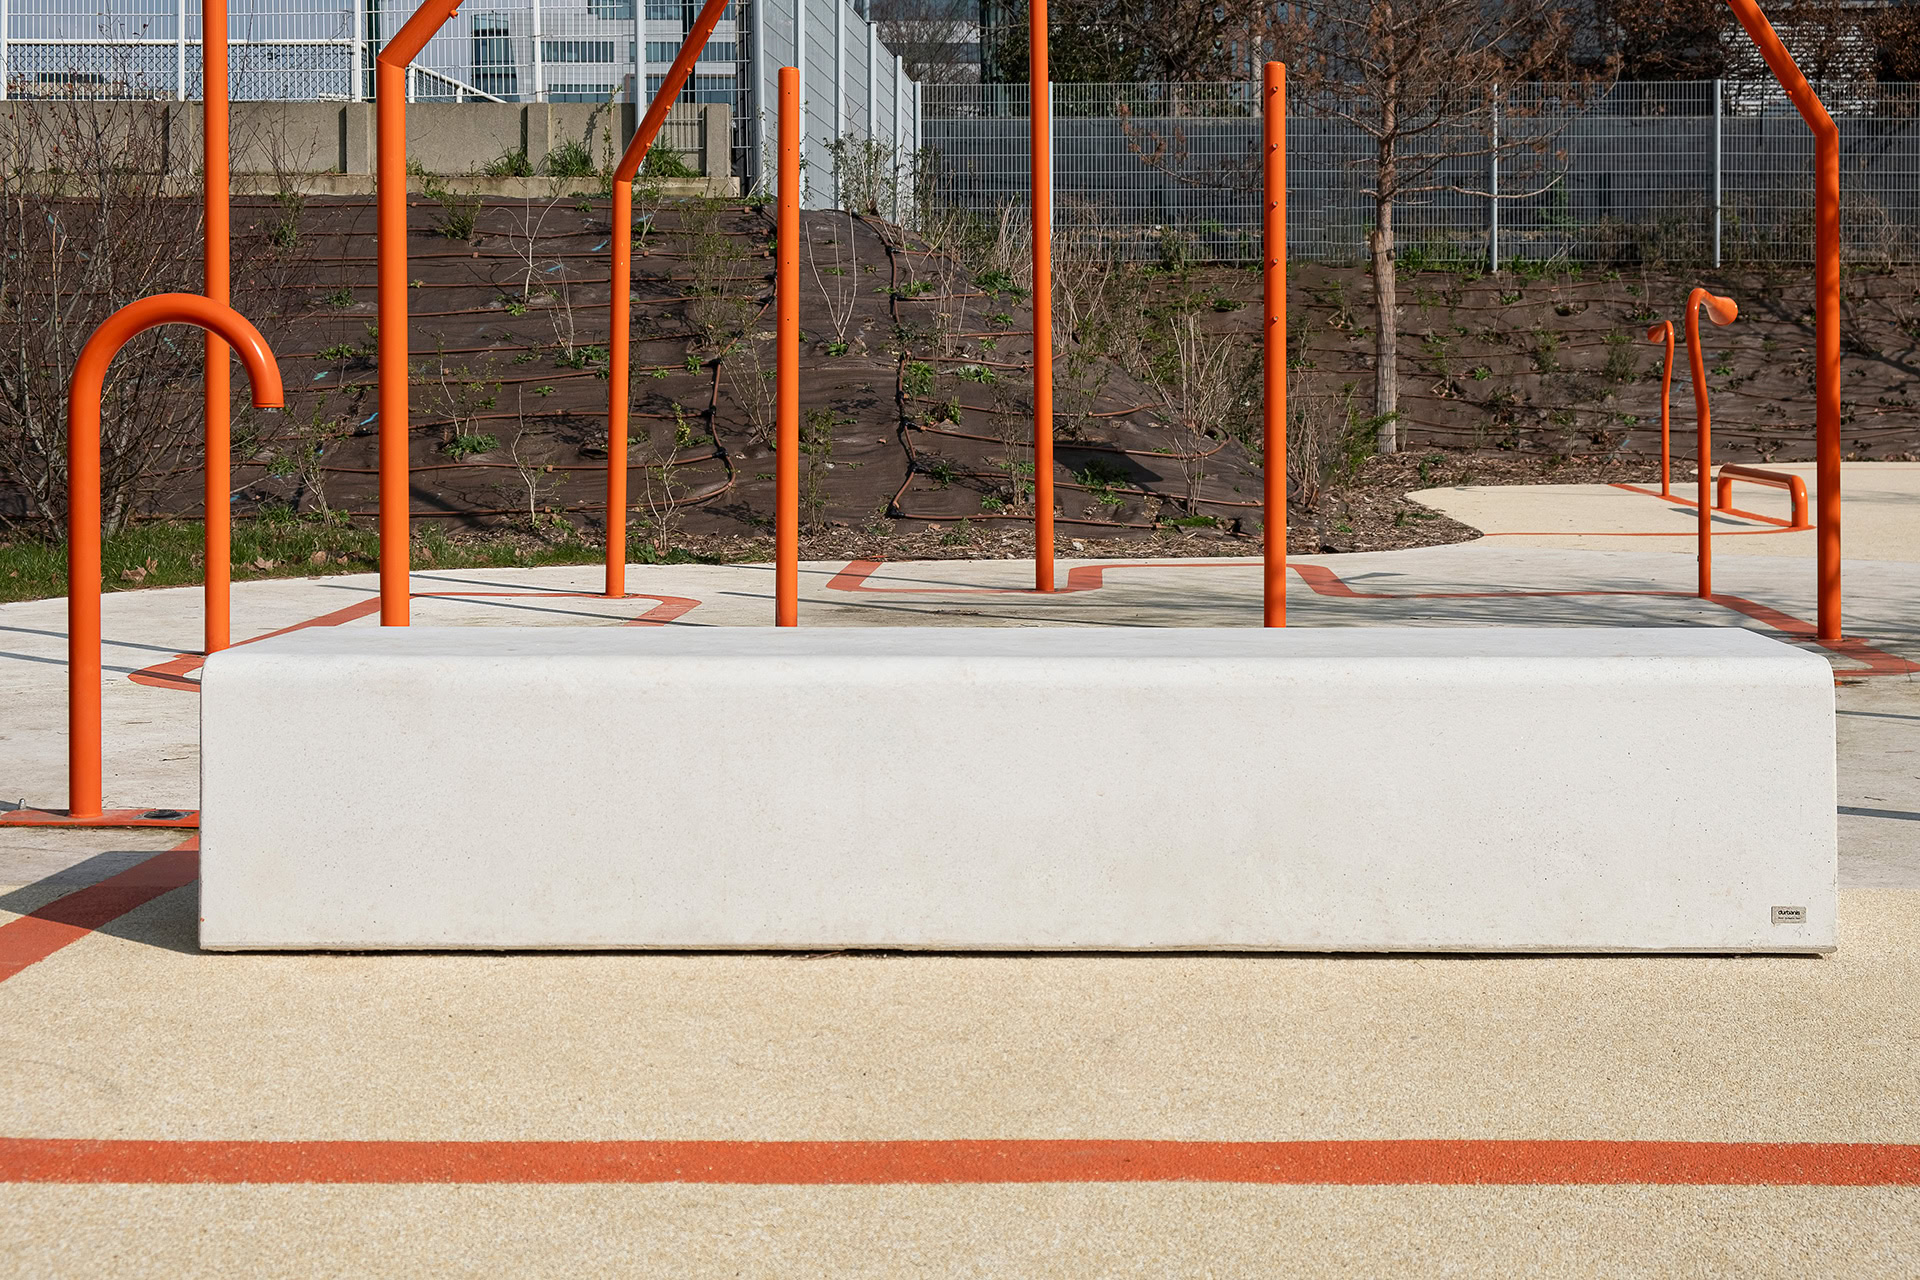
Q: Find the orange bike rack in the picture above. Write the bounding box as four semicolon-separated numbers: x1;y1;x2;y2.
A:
1685;288;1739;599
602;0;733;599
1645;320;1676;499
66;295;283;819
775;67;800;627
1716;464;1811;530
374;0;463;627
203;0;233;654
1030;0;1053;592
1262;62;1287;628
1725;0;1841;639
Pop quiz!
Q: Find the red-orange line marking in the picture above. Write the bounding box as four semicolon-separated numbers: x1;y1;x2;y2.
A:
0;838;198;983
0;1137;1913;1186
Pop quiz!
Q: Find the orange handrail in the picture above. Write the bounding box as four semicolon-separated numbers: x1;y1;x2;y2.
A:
1030;0;1053;592
1716;464;1811;530
1685;288;1739;599
775;67;799;627
1724;0;1841;639
602;0;734;599
67;295;283;817
1645;320;1675;499
1262;61;1287;628
374;0;463;627
203;0;232;654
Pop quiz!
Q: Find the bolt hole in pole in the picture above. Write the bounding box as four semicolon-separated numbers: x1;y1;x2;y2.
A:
603;0;734;599
1686;288;1739;600
1030;0;1052;592
1723;0;1840;640
68;297;282;817
775;66;800;627
375;0;464;627
1645;320;1675;499
1263;62;1287;627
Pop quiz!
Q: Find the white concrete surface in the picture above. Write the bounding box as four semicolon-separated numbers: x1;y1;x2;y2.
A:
200;625;1837;953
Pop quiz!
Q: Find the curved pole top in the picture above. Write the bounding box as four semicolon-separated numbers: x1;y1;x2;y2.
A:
1645;320;1672;344
76;293;283;408
1722;0;1837;139
612;0;734;182
377;0;462;70
1688;288;1739;328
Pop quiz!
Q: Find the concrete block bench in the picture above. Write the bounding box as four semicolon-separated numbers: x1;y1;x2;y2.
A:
200;626;1836;953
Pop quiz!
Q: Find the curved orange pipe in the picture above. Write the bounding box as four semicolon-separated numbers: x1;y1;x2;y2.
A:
1723;0;1841;639
67;295;283;816
1645;320;1674;499
604;0;734;598
375;0;463;626
1685;288;1738;600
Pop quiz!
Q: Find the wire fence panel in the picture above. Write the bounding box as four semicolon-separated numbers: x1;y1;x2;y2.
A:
923;79;1920;267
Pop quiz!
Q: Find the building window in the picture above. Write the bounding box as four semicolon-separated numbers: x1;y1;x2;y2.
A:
472;15;517;98
544;40;618;62
550;83;617;101
645;0;684;20
644;40;735;62
646;72;735;103
588;0;635;18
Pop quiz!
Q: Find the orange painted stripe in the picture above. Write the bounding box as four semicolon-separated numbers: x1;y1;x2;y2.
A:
0;839;198;982
0;1138;1913;1186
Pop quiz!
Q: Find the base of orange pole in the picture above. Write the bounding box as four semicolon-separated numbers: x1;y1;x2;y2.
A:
0;808;200;829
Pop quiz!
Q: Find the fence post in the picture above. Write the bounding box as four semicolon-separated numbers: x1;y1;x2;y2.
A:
176;0;188;100
892;53;904;220
832;0;844;207
865;19;875;140
529;0;544;102
2;0;10;101
1488;83;1500;274
1712;78;1723;268
793;0;805;195
349;0;363;102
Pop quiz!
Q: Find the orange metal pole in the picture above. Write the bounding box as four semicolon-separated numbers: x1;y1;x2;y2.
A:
67;295;283;817
1030;0;1053;591
775;67;800;628
203;0;231;654
1685;288;1739;600
1646;320;1674;499
1262;62;1287;627
603;0;733;598
1723;0;1841;639
375;0;462;627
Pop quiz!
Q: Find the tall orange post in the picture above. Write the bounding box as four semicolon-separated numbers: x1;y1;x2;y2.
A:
1030;0;1053;591
1724;0;1840;639
1646;320;1675;498
67;296;283;817
603;0;734;597
774;68;800;627
203;0;231;654
1686;288;1739;600
375;0;462;626
1262;62;1287;628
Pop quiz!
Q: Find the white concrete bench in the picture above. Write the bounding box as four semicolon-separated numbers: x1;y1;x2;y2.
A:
200;626;1836;953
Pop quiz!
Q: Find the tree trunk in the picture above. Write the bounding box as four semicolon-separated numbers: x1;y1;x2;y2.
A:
1370;197;1399;453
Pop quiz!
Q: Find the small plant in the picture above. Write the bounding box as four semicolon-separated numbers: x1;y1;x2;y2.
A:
902;361;935;399
826;339;849;356
546;139;599;179
926;459;958;489
800;406;838;528
554;344;607;370
324;285;355;309
444;432;499;460
638;146;696;179
504;298;529;317
484;148;534;178
532;385;554;397
989;312;1014;328
422;177;482;241
955;364;997;385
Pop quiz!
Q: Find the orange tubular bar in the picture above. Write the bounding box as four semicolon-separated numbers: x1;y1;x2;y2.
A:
603;0;733;598
1724;0;1840;639
203;0;231;654
775;68;800;627
1262;62;1287;627
1645;320;1675;499
375;0;463;627
67;295;283;817
1716;464;1811;530
1685;288;1739;599
1030;0;1053;591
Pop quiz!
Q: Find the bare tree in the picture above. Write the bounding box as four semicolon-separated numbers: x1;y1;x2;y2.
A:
870;0;983;83
1275;0;1611;452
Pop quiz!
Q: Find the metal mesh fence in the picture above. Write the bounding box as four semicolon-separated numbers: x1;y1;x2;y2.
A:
921;79;1920;267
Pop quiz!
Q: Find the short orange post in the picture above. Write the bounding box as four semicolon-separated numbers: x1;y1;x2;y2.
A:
1724;0;1840;638
1685;288;1738;600
602;0;734;598
1645;320;1675;499
775;67;800;627
67;296;283;817
375;0;462;627
203;0;232;655
1262;62;1287;628
1030;0;1053;592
